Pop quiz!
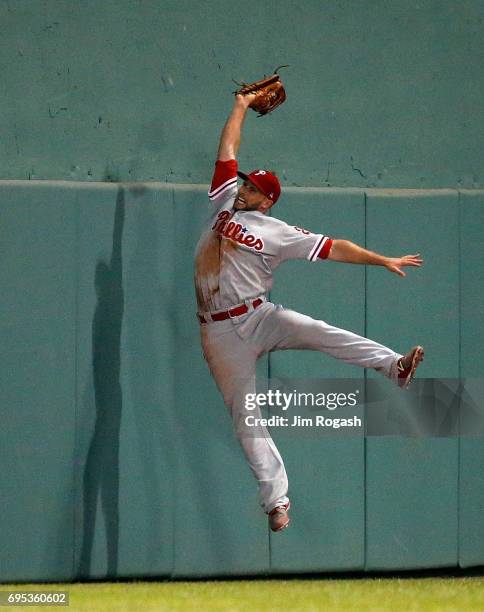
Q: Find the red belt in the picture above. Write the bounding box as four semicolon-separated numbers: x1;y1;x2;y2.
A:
198;298;263;324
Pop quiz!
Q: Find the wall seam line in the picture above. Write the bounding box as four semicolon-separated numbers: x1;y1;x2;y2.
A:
171;186;177;579
363;189;368;570
457;190;462;567
71;190;81;580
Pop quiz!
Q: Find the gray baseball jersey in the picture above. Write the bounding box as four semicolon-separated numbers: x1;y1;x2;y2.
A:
195;160;333;314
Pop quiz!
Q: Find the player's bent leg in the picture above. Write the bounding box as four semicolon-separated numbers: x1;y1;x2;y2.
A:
264;306;402;383
201;322;289;515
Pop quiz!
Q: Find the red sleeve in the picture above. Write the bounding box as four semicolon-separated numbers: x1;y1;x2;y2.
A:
317;238;333;260
208;159;238;201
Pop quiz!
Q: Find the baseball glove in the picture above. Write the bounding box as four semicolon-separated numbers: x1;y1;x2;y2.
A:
234;66;288;116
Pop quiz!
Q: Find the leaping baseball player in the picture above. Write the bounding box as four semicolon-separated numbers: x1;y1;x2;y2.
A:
194;73;424;533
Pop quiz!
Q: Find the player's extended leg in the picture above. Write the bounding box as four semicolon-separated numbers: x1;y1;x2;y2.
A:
200;320;289;514
256;304;402;381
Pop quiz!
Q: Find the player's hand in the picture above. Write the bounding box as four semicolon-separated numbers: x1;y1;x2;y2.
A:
385;254;423;277
235;92;256;108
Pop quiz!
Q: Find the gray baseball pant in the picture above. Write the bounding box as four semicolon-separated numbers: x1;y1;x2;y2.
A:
200;300;402;513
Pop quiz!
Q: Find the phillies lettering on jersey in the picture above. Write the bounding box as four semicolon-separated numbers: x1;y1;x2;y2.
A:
212;210;264;252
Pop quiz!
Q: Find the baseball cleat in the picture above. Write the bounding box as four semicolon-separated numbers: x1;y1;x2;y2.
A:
268;500;291;532
397;346;424;389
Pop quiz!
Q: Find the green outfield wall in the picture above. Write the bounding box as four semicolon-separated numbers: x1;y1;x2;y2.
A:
1;0;483;189
1;182;483;581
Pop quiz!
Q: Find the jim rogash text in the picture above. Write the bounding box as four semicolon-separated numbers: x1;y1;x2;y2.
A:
244;414;362;429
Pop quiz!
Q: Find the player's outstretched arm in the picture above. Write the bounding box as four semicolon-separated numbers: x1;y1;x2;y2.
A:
216;94;255;161
327;239;423;277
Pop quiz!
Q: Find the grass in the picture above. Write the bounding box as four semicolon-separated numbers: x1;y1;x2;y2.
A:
2;577;484;611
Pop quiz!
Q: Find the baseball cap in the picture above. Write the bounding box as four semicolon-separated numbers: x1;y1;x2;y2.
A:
237;169;281;204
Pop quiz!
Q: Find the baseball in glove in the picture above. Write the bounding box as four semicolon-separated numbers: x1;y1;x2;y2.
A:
234;66;288;116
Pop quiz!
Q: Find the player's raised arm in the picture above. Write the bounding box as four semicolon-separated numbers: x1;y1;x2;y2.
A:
327;239;423;277
216;94;255;161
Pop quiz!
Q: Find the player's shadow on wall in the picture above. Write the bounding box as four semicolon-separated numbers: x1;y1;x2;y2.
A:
78;187;125;578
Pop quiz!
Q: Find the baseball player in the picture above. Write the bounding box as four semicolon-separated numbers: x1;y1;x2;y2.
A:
195;91;424;532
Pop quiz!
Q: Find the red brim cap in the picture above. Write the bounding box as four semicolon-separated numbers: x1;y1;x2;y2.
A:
237;170;281;203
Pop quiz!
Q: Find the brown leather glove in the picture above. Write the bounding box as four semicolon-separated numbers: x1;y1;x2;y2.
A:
235;68;287;116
